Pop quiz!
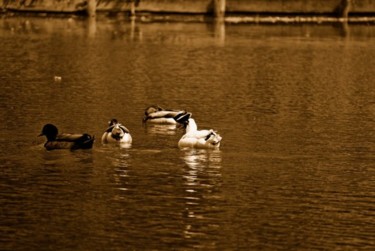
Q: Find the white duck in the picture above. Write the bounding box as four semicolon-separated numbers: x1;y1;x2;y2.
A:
101;119;132;144
178;114;222;149
143;105;188;124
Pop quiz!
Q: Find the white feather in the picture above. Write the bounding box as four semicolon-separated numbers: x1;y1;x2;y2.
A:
102;122;132;144
178;119;222;149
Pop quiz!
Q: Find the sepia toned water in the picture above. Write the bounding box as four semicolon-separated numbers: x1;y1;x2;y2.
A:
0;16;374;250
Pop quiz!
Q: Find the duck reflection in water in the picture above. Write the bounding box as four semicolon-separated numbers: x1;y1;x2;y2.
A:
144;124;179;135
181;149;222;239
111;152;132;196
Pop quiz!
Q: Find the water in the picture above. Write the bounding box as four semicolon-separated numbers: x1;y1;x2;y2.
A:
0;16;374;250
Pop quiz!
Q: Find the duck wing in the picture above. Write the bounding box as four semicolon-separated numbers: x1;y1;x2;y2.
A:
55;133;94;150
118;125;130;134
184;129;211;139
104;124;130;133
145;110;185;120
44;141;74;150
189;130;221;143
204;130;222;145
56;133;89;141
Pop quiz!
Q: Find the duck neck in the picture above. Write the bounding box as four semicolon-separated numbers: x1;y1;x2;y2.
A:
186;119;197;133
46;135;56;141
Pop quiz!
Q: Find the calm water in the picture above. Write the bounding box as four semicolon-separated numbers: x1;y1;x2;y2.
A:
0;16;374;250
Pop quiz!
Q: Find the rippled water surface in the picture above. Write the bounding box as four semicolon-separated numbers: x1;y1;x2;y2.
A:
0;17;374;250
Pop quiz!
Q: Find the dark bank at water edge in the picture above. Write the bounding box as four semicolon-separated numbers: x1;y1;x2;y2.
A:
1;0;375;23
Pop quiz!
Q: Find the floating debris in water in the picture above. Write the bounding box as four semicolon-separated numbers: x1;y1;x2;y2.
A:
54;76;62;82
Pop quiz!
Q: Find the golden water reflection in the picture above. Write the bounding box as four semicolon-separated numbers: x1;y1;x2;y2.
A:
104;150;132;195
143;124;179;136
1;15;372;43
181;149;222;240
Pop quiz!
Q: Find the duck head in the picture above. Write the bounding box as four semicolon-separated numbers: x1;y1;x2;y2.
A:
143;105;164;122
144;105;164;116
108;118;119;127
39;124;58;141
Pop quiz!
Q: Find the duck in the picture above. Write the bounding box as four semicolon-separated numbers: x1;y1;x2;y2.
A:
177;113;222;149
101;119;132;144
39;124;94;150
143;105;188;125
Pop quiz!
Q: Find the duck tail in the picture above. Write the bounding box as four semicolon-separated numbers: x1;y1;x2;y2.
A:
174;112;191;124
71;134;95;150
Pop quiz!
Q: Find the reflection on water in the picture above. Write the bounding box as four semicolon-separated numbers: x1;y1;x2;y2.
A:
181;149;222;244
110;151;132;193
95;145;133;195
42;149;94;168
0;15;374;251
144;123;180;135
182;149;222;199
87;17;97;38
2;15;374;43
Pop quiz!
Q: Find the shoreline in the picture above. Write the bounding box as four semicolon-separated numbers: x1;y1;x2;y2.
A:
2;12;375;25
1;0;375;24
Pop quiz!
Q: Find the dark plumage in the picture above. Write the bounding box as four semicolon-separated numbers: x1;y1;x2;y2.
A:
174;112;192;127
39;124;94;151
